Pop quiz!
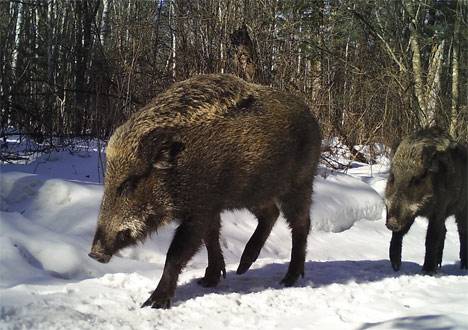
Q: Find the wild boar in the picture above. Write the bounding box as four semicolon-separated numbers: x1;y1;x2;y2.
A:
88;74;321;308
385;127;467;273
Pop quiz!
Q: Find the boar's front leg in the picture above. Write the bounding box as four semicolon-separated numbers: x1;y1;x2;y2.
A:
422;219;446;274
198;214;226;287
389;221;413;271
142;221;203;309
436;223;447;268
456;208;467;269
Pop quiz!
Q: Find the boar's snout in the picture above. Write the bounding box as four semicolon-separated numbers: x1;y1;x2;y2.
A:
89;233;113;264
386;216;402;232
88;251;112;264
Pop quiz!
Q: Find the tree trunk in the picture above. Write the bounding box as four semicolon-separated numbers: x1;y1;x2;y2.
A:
424;40;444;126
100;0;112;48
450;0;461;138
170;0;176;82
406;0;445;128
230;25;256;82
408;23;428;125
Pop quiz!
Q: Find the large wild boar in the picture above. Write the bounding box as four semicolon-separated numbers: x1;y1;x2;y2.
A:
385;127;467;273
89;74;321;308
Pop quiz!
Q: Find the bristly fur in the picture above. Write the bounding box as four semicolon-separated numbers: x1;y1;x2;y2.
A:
90;73;322;309
106;74;264;162
385;127;467;273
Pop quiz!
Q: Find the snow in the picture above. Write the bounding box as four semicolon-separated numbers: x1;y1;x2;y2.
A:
311;172;383;232
1;147;467;329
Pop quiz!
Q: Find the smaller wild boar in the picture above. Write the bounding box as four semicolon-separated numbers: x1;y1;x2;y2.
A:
385;127;467;273
89;74;321;309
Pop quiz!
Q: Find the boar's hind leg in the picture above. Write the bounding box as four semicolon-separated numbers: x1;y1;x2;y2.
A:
237;201;280;275
422;219;446;274
142;222;204;309
279;188;311;287
198;214;226;287
456;208;467;269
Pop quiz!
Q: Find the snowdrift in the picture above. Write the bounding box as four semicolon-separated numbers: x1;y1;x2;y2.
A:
1;158;383;288
1;150;467;329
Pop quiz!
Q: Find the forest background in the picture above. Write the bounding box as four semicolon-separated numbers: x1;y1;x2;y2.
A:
1;0;467;161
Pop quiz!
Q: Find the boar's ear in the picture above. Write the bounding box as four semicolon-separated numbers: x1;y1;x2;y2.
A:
390;137;402;158
451;143;467;162
153;139;184;170
439;142;463;175
422;145;440;173
423;145;453;174
139;130;184;170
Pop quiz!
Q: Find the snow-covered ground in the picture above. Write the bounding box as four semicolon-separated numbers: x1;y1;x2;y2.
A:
1;146;467;330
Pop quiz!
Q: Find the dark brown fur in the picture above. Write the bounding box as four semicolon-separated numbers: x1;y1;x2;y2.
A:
385;127;467;273
89;74;321;308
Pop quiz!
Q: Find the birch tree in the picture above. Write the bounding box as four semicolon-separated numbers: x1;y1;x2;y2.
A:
405;0;446;127
450;0;463;138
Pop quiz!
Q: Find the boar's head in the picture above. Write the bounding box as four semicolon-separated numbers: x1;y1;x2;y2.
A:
384;130;453;232
89;124;184;263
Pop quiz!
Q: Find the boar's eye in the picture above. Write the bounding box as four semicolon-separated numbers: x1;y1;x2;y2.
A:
116;229;132;243
410;170;428;186
388;173;395;184
117;177;138;196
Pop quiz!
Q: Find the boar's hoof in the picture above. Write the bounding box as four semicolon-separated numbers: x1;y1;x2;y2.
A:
280;271;304;287
197;266;226;288
421;268;437;276
391;260;401;272
141;293;171;309
461;260;467;270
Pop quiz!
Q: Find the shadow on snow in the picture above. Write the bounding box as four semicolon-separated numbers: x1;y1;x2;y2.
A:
358;314;461;330
173;259;466;306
